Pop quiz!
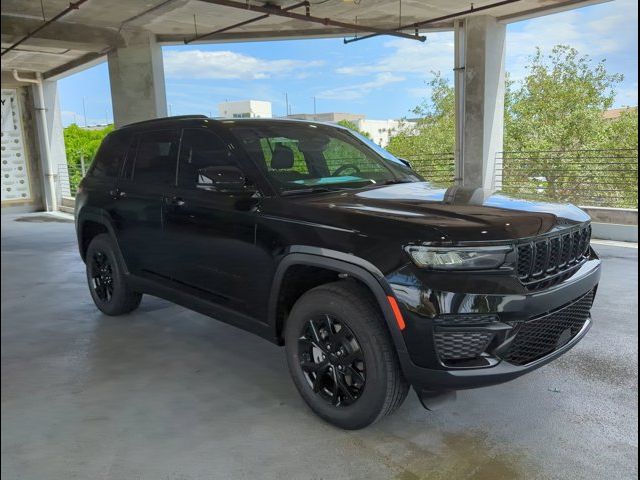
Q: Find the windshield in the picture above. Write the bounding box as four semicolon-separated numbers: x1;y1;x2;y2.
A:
229;123;422;194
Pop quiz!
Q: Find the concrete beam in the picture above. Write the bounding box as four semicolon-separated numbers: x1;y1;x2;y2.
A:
108;32;167;127
43;52;106;81
1;15;125;52
456;15;506;190
497;0;608;23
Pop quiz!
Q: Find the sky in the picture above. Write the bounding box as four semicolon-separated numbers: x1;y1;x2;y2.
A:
58;0;638;126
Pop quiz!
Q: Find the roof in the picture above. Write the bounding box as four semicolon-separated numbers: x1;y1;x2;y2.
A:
117;114;209;130
2;0;607;81
115;114;345;131
603;107;638;120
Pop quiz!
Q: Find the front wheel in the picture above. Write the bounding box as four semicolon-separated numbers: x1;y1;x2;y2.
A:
85;234;142;316
284;281;409;429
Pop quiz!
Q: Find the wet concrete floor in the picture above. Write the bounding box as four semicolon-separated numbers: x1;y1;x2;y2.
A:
2;214;637;479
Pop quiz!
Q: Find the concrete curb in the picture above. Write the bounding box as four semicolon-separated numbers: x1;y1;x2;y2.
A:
592;222;638;243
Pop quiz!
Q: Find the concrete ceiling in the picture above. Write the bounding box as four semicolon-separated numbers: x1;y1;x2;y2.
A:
1;0;605;81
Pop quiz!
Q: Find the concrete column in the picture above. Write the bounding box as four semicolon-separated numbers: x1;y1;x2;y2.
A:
41;81;69;203
455;15;506;190
31;78;67;211
107;32;167;128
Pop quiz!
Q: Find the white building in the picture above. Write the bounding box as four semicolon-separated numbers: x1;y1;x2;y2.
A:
287;112;365;123
353;119;404;147
285;112;414;147
218;100;272;119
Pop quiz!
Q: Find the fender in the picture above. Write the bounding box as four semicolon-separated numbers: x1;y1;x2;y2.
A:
267;247;409;357
76;208;127;274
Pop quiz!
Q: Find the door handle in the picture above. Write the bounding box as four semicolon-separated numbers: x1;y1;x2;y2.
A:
109;189;126;199
167;196;186;207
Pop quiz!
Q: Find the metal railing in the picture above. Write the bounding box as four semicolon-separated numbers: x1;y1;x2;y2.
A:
58;149;638;209
402;152;456;186
58;161;87;198
404;149;638;209
496;149;638;209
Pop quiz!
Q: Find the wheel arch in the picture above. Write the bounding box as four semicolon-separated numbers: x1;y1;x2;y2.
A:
76;210;123;267
268;248;408;358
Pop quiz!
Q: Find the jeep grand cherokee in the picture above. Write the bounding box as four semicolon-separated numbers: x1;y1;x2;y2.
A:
75;115;601;429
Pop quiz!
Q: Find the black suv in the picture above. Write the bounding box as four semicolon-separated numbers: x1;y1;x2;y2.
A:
75;115;601;429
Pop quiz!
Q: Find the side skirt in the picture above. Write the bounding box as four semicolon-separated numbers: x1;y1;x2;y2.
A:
127;274;279;344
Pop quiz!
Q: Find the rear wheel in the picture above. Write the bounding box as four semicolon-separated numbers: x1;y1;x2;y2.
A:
285;281;409;429
85;234;142;315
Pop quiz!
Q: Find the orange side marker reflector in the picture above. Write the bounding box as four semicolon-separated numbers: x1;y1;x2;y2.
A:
387;296;406;331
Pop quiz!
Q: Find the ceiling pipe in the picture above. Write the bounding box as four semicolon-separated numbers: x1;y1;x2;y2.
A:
11;70;58;212
344;0;523;44
185;1;308;44
1;0;90;57
12;70;40;84
197;0;425;42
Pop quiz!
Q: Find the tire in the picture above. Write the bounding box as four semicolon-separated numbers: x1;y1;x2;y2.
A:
85;233;142;316
284;280;409;429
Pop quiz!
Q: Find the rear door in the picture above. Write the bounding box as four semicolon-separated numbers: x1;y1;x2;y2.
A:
113;128;179;279
81;130;131;219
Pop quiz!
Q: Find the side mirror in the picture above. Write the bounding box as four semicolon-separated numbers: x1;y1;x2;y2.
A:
197;166;256;194
398;157;413;169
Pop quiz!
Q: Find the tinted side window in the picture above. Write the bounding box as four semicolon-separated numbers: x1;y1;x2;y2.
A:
177;128;237;189
131;129;179;186
89;132;130;178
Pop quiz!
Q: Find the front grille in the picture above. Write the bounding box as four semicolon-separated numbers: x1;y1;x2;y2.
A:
517;225;592;290
501;291;594;366
434;331;494;361
432;314;499;326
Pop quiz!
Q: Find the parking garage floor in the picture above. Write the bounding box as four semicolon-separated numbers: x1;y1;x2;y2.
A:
1;213;638;480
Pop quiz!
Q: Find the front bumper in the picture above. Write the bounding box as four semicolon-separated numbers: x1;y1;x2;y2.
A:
388;255;601;392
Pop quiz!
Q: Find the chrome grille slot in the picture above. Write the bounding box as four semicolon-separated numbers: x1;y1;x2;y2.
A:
517;224;592;291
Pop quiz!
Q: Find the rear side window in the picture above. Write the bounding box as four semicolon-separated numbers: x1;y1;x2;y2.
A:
89;132;130;178
131;129;179;186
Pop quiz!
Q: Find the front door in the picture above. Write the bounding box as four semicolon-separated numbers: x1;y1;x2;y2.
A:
162;127;272;319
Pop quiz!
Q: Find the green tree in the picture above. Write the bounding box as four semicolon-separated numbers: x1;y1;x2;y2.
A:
63;123;113;192
386;73;455;184
505;46;622;151
387;46;638;206
336;119;370;138
502;46;634;207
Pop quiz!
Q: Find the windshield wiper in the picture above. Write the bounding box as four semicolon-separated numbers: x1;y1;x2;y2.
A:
382;179;415;185
281;187;338;196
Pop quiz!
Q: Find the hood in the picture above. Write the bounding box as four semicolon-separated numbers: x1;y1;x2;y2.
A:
282;183;590;243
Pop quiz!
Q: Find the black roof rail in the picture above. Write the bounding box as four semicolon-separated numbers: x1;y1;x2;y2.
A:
117;115;209;130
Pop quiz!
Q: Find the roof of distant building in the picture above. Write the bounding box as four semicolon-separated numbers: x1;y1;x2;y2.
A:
603;107;637;120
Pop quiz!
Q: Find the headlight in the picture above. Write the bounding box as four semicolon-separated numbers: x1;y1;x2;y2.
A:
405;245;513;270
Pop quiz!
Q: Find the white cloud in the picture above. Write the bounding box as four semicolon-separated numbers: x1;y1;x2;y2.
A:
316;72;405;100
163;50;323;80
506;0;638;80
336;33;454;77
616;82;639;106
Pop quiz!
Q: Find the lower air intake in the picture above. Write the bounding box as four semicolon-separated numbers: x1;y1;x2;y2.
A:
501;291;594;366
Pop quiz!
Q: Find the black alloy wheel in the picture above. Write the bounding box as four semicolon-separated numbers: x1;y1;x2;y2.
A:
90;250;114;302
85;233;142;315
285;280;409;429
298;315;366;407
